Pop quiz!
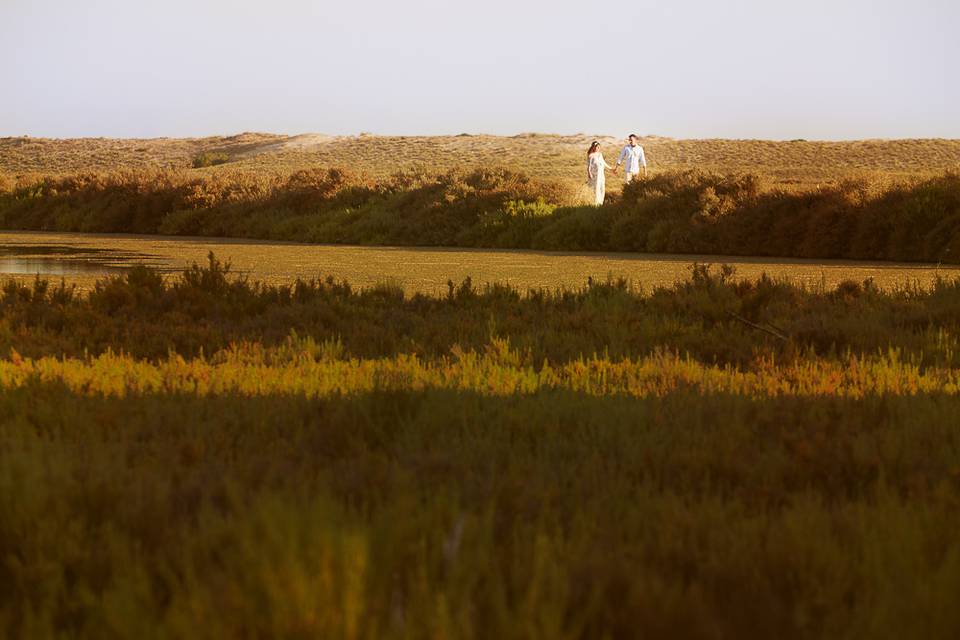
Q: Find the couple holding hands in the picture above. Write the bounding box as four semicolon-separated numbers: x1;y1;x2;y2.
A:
586;134;647;205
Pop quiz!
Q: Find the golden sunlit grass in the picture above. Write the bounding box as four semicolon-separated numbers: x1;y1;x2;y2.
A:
6;229;960;298
3;132;958;265
3;346;958;399
3;132;958;190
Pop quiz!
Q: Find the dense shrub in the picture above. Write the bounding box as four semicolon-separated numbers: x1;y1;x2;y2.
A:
3;261;960;638
2;381;958;637
3;258;960;367
1;168;959;262
191;151;230;168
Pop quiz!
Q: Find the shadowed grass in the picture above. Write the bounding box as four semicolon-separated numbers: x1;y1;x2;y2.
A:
1;385;959;638
2;262;960;638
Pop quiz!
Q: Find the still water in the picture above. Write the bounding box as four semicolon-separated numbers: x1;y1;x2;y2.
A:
2;231;958;295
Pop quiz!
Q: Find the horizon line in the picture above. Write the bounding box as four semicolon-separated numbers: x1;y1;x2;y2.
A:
3;131;960;143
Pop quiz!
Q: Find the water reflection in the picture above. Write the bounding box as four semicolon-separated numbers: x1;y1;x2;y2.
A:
0;243;149;277
0;257;126;276
0;244;116;257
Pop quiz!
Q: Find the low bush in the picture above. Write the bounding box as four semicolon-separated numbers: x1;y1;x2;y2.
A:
3;259;960;638
191;151;230;168
3;258;960;367
1;373;959;637
1;168;958;261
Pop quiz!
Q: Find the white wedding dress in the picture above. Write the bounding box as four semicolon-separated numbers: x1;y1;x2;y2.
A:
587;152;610;205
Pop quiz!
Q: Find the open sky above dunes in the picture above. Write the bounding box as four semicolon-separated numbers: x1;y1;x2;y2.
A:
1;0;957;140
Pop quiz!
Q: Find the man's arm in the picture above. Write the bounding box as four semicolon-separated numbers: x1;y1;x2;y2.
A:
615;146;627;172
639;147;648;176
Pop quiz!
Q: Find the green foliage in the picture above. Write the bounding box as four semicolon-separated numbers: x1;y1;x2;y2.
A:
191;151;230;168
3;260;960;367
1;168;958;262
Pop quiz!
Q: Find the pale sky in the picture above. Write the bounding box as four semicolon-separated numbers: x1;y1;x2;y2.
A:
1;0;956;140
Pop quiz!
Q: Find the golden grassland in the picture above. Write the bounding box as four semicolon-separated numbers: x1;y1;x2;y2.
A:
3;132;959;189
5;346;960;399
3;131;958;266
9;229;960;298
2;264;960;637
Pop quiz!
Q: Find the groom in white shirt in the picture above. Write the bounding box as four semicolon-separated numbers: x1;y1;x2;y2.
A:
614;134;647;183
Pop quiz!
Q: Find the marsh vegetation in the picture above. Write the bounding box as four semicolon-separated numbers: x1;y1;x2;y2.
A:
2;260;960;637
2;168;959;264
2;131;959;637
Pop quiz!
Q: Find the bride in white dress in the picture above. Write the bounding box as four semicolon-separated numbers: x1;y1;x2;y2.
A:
586;141;613;206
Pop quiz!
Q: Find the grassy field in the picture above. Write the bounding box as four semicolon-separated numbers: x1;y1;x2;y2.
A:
8;230;960;299
2;262;960;638
3;132;959;188
3;133;958;264
5;379;959;639
2;129;960;637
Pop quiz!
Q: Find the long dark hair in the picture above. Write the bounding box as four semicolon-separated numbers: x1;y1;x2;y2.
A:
587;141;600;156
